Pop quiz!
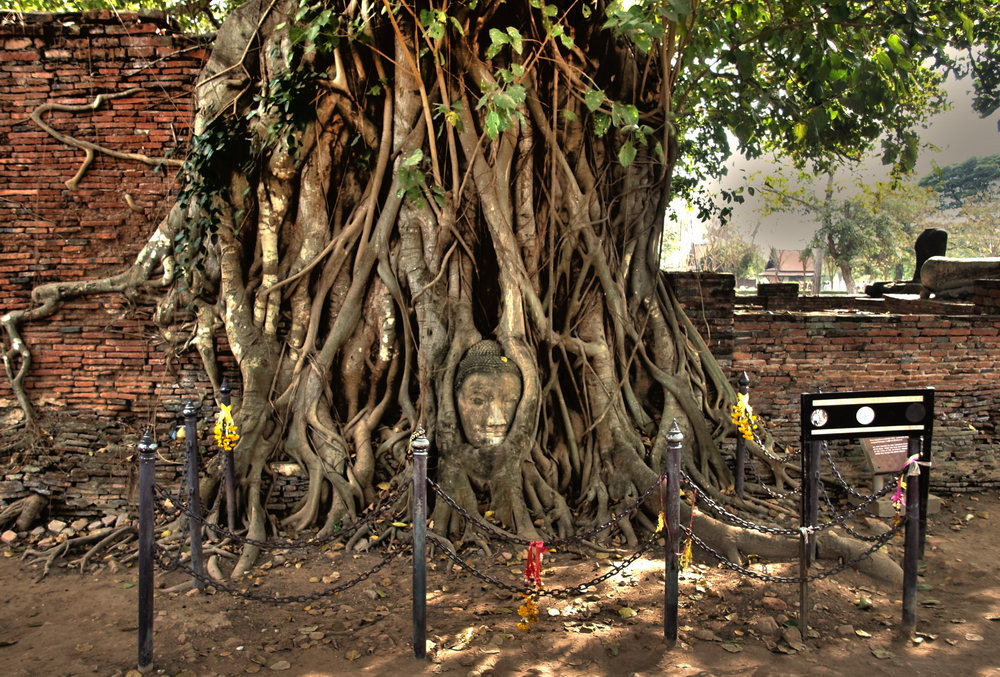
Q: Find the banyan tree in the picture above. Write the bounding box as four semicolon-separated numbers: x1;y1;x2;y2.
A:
4;0;998;577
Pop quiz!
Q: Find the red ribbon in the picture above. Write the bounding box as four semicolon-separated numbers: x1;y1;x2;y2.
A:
524;540;549;587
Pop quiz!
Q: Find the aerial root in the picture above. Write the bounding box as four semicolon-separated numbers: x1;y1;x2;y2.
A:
20;525;136;582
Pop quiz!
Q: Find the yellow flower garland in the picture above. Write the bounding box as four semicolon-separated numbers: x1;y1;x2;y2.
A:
731;391;758;441
213;402;240;452
516;590;541;631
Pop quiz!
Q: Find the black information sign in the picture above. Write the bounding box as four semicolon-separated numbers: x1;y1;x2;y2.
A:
800;388;935;444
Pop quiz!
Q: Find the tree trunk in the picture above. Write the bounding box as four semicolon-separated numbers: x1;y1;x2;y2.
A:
1;0;898;582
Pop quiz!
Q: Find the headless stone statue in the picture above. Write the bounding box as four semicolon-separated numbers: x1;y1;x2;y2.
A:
920;256;1000;299
455;340;522;447
866;228;949;297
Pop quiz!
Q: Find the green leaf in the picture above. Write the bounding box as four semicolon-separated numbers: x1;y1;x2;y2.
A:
887;34;905;55
487;28;509;59
875;49;894;71
402;149;424;167
426;21;445;41
584;89;605;112
494;91;516;110
958;11;974;42
668;0;692;19
561;109;578;122
618;140;637;167
793;122;808;142
485;110;502;138
506;27;524;54
611;101;639;127
593;113;611;137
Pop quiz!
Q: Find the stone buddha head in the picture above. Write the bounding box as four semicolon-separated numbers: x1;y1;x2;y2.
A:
454;340;523;448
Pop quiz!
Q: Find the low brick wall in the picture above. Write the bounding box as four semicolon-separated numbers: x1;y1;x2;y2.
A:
974;279;1000;315
665;272;735;370
732;311;1000;490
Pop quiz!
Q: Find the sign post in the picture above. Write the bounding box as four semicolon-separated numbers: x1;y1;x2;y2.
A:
799;388;934;633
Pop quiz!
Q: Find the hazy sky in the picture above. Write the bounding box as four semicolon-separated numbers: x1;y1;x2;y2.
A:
710;74;1000;252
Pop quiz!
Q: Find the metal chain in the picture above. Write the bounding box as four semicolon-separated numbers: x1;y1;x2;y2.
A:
682;517;905;584
684;472;801;536
427;474;665;549
745;454;800;500
686;470;898;537
817;471;891;543
427;532;660;598
152;478;413;550
822;441;876;500
152;541;403;604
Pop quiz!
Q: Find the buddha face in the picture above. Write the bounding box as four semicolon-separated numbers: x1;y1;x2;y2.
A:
456;371;522;448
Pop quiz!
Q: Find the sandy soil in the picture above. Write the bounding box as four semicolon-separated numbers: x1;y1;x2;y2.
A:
2;491;999;677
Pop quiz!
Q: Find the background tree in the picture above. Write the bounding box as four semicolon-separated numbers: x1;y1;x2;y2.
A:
758;170;939;292
919;155;1000;257
4;0;999;576
949;191;1000;257
918;154;1000;209
691;221;765;281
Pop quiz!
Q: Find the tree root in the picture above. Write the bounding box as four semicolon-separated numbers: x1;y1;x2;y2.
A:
72;529;135;573
29;88;183;191
20;526;137;582
0;492;48;531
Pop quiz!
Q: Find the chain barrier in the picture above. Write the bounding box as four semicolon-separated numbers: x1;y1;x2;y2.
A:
152;541;404;605
681;517;904;584
684;470;898;537
428;473;665;549
152;478;413;551
745;454;800;500
822;441;876;501
427;532;660;598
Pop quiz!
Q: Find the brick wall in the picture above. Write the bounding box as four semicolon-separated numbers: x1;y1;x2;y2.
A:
732;311;1000;490
0;11;217;421
0;13;220;521
974;280;1000;315
664;272;735;370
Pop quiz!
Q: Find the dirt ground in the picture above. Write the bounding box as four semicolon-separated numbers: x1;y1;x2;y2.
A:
2;491;999;677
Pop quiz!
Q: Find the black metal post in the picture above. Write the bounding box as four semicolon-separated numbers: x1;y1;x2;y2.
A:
735;372;749;500
137;429;157;673
411;432;429;660
919;406;934;558
220;380;237;533
807;441;821;564
664;420;682;649
183;402;204;590
799;439;821;630
902;437;923;636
